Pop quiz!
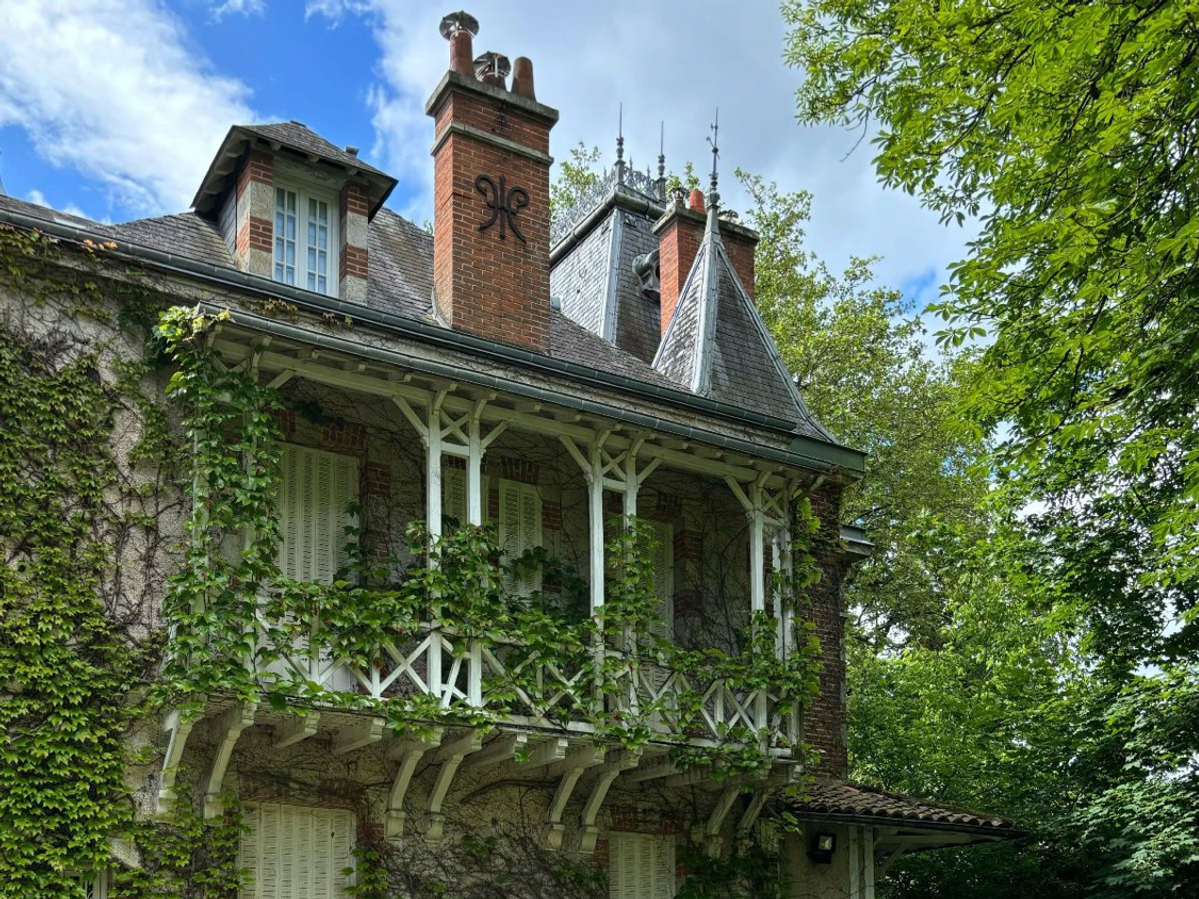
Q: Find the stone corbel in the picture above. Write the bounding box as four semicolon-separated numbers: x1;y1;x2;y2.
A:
203;701;258;819
385;727;443;842
332;716;385;755
544;743;605;851
579;748;641;853
156;708;199;817
426;731;484;842
273;711;320;749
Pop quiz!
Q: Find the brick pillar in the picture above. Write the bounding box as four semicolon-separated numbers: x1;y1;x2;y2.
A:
234;147;274;277
653;201;705;337
427;68;559;352
339;181;370;302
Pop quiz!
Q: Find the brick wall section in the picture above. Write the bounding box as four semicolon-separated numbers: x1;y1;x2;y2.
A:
429;80;556;352
233;147;274;276
654;206;705;337
542;500;562;531
339;181;370;302
319;421;366;454
497;457;539;484
803;480;850;779
722;228;757;301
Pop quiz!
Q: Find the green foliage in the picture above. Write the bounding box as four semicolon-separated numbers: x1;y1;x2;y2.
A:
675;836;786;899
785;0;1199;894
0;303;162;896
550;142;604;220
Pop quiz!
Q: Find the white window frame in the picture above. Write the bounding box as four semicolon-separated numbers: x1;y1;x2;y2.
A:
273;182;338;297
71;870;108;899
238;802;356;899
609;831;676;899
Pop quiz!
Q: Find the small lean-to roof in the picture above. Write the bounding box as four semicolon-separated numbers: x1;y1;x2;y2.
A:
785;781;1018;837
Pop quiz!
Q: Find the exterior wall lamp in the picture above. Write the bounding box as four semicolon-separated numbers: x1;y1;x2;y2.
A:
808;831;837;864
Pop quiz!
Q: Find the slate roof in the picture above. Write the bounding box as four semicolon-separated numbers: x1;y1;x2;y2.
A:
786;781;1016;833
0;193;679;391
240;122;390;180
653;209;834;439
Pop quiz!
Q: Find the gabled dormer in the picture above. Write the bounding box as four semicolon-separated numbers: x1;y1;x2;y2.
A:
191;121;397;301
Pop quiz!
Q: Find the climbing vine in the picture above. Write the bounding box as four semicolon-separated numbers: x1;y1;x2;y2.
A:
155;304;825;777
0;221;829;899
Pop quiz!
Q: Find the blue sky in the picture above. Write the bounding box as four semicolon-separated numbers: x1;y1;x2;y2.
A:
0;0;974;311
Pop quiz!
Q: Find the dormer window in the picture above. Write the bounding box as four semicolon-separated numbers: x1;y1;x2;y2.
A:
274;184;337;295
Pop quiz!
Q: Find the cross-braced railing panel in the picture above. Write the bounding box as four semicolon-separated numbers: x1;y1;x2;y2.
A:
249;611;796;753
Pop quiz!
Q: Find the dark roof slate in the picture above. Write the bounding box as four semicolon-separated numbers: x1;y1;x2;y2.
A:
242;121;390;179
786;781;1016;832
109;212;234;267
653;212;833;440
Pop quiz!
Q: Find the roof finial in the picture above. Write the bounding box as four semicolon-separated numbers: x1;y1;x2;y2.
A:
615;103;626;184
656;121;666;200
706;108;720;210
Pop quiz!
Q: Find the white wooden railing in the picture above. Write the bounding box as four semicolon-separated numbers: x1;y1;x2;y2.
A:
253;614;797;754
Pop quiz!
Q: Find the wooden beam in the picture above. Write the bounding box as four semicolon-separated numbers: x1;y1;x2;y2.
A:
518;736;568;770
662;765;716;789
273;712;320;749
705;784;743;855
622;756;677;783
737;790;769;834
464;733;528;769
544;744;604;851
332;717;385;755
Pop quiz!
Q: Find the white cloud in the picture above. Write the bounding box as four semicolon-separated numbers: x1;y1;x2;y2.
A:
309;0;975;299
211;0;265;20
304;0;372;25
25;188;106;223
0;0;255;215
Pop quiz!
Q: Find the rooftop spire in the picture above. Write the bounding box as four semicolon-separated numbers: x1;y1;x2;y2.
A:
706;108;720;210
615;103;626;184
656;121;666;200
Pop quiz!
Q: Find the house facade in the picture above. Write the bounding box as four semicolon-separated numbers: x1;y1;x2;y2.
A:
0;12;1013;899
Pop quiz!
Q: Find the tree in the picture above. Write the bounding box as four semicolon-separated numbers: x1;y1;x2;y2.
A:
736;170;988;648
784;1;1199;894
782;0;1199;657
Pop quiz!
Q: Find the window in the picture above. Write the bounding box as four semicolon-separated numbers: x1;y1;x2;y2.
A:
609;832;675;899
238;803;354;899
498;479;542;595
278;444;359;583
274;185;337;296
649;521;674;640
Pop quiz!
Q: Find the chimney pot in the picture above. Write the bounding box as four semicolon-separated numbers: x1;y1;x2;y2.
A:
440;11;479;77
474;51;511;89
511;57;535;100
688;189;705;212
344;145;359;157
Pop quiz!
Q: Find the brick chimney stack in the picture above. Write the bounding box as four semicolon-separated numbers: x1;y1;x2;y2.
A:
654;188;707;337
427;11;559;352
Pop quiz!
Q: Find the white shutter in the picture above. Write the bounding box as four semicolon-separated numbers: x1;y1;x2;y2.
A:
610;833;675;899
444;467;467;527
239;803;354;899
277;445;358;583
651;522;674;640
498;479;541;595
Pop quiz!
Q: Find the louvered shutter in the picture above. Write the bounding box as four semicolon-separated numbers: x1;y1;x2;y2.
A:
498;479;541;595
650;522;674;640
277;445;358;583
444;467;467;527
239;803;354;899
610;833;675;899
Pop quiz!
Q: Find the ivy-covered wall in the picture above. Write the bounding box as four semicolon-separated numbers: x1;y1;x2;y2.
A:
0;226;844;899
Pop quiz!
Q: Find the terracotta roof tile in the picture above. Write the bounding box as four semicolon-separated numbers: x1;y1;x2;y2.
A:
786;781;1015;832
